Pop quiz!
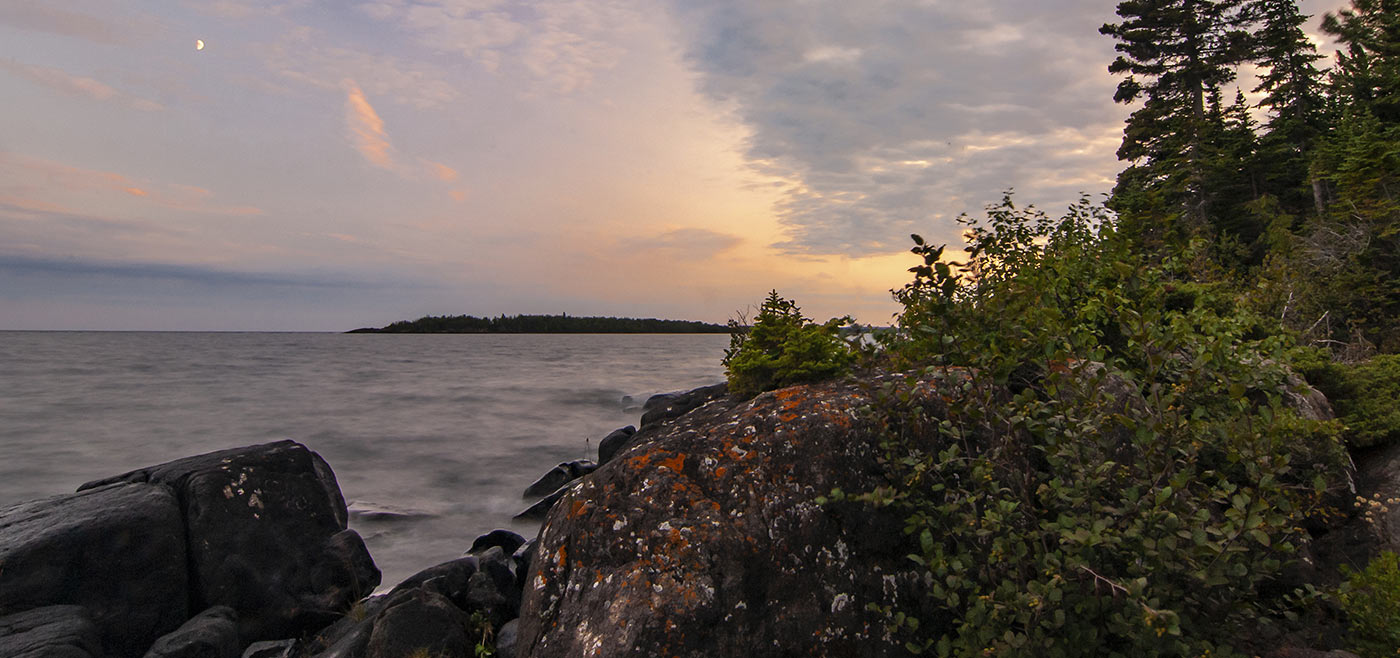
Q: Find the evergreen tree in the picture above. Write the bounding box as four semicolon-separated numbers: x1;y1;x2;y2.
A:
1101;0;1255;246
1322;0;1400;123
1248;0;1328;215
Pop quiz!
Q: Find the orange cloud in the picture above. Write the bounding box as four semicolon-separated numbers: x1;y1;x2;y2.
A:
0;152;262;216
343;79;395;169
423;159;458;182
0;58;164;111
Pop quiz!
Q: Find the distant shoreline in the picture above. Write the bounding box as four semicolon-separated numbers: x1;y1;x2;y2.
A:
348;313;729;334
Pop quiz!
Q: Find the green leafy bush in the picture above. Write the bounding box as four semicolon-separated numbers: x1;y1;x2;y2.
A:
861;195;1348;656
723;290;855;397
1294;352;1400;448
1338;551;1400;658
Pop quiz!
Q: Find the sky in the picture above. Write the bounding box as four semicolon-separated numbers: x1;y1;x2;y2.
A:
0;0;1351;330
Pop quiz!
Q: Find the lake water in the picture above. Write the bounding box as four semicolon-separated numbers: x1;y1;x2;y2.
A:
0;331;729;588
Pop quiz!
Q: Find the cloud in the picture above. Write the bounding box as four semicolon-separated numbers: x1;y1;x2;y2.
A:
667;0;1126;256
356;0;642;94
620;228;742;259
0;1;151;45
423;159;459;182
344;79;397;169
259;26;460;109
0;59;164;111
0;152;263;216
0;253;363;290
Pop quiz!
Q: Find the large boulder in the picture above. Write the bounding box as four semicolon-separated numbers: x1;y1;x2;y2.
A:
0;606;103;658
595;426;636;465
0;484;188;657
522;461;597;499
79;441;380;643
143;606;240;658
517;375;946;657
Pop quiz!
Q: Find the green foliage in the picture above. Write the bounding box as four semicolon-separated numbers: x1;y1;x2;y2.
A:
466;611;496;657
1296;352;1400;448
1337;551;1400;657
862;196;1348;656
723;290;856;398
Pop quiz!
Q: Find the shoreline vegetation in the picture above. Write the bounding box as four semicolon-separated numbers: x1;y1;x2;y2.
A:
347;313;728;334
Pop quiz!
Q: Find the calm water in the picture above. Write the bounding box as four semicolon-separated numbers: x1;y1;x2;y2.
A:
0;331;728;588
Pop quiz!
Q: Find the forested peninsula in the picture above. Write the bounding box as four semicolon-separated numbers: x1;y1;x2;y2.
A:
347;313;727;334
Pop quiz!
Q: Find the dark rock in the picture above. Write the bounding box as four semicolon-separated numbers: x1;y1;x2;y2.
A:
638;383;728;429
0;483;188;657
511;540;537;593
596;426;636;465
466;547;519;626
363;589;470;658
0;606;102;658
494;619;518;657
512;482;576;522
80;441;381;643
468;529;526;557
143;606;240;658
386;557;479;611
240;640;296;658
517;375;952;657
522;461;597;499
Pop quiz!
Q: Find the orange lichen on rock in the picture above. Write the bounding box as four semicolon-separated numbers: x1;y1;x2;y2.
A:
658;453;686;474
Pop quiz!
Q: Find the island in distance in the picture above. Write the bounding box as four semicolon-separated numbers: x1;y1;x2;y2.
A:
347;313;729;334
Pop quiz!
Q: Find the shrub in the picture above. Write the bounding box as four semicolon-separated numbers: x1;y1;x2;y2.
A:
1295;352;1400;449
1338;551;1400;658
723;290;855;398
860;194;1348;656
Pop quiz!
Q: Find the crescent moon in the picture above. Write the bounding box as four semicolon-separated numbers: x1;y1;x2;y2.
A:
196;39;205;51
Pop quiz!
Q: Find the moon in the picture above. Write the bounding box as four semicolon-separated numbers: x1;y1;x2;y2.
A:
195;39;204;51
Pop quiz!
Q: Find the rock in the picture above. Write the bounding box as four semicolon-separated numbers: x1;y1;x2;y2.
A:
386;557;479;611
143;606;240;658
80;441;381;643
465;547;520;626
1265;650;1361;658
363;589;471;658
596;426;636;465
240;640;297;658
495;619;518;657
522;460;597;499
638;383;728;429
0;606;102;658
517;375;952;657
511;540;537;593
512;482;576;522
468;529;526;557
0;483;188;657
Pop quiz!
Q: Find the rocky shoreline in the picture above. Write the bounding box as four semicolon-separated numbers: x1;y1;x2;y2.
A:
2;374;1396;657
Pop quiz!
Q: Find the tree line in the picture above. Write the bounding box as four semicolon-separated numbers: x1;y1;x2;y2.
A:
349;314;728;334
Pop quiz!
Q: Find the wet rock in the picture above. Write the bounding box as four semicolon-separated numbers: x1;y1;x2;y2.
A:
638;383;728;429
0;606;102;658
79;440;381;643
468;529;526;557
596;426;636;465
143;606;240;658
522;460;597;499
518;375;954;657
511;540;537;593
0;483;187;657
465;547;519;626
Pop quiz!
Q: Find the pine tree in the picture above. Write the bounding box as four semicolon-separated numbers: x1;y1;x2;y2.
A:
1101;0;1255;244
1247;0;1328;215
1322;0;1400;123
